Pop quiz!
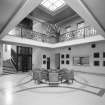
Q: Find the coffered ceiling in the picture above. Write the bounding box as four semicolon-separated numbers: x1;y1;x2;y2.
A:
29;5;77;24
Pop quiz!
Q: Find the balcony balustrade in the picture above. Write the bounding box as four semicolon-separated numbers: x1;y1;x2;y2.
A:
59;26;97;42
8;26;97;43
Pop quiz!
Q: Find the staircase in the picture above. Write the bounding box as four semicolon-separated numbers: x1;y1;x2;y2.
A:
3;59;17;74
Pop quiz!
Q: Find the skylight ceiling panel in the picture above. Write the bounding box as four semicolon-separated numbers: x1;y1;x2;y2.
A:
41;0;66;12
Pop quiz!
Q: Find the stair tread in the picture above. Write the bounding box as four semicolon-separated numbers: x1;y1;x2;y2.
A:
3;59;16;74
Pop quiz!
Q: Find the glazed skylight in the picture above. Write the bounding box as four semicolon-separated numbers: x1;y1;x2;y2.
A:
41;0;65;11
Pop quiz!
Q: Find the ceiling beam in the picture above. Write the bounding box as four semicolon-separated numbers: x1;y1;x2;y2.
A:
27;15;47;23
65;0;105;37
0;0;42;39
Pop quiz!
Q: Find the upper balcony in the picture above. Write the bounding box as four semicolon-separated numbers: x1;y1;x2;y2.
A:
2;25;104;48
8;26;97;44
9;26;97;43
8;27;57;44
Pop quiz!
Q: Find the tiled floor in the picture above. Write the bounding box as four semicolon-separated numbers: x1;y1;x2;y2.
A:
0;71;105;105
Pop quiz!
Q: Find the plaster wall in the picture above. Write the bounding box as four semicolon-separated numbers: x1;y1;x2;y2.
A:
33;21;48;34
32;47;55;70
54;41;105;74
0;43;3;74
32;41;105;74
3;44;11;61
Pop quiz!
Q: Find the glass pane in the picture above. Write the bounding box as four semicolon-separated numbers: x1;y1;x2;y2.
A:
78;22;85;28
49;5;57;11
81;57;89;65
43;60;46;64
59;0;65;3
94;61;100;66
52;0;57;3
94;52;100;58
41;0;48;4
43;55;46;58
61;60;64;64
41;0;65;11
66;54;69;58
61;54;64;58
66;60;69;64
18;46;22;54
25;48;28;54
103;61;105;66
42;1;51;8
29;48;32;54
103;52;105;58
18;56;22;70
22;47;25;54
55;1;64;8
27;56;32;69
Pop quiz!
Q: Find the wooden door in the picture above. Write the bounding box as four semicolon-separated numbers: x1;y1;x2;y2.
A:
55;53;60;69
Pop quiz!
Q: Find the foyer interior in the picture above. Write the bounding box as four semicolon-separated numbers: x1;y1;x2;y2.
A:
0;0;105;105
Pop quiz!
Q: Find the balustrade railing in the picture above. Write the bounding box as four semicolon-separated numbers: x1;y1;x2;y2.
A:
8;27;56;43
8;26;97;43
11;49;17;69
59;26;97;42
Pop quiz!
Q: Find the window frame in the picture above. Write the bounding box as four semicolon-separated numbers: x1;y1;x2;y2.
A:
73;56;89;66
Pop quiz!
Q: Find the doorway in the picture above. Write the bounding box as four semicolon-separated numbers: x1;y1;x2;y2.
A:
55;53;60;69
47;57;50;69
17;46;32;72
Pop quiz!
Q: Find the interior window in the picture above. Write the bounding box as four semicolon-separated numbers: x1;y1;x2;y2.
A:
43;55;46;59
66;60;70;64
103;52;105;58
77;21;85;38
94;52;100;58
61;54;64;58
43;60;46;64
78;21;85;29
66;54;69;58
61;60;64;64
73;56;89;66
94;61;100;66
103;61;105;66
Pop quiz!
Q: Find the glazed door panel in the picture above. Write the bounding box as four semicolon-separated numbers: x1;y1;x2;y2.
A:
47;57;50;70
